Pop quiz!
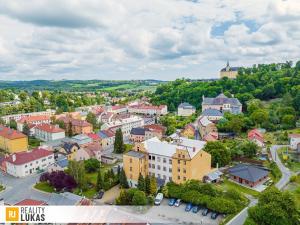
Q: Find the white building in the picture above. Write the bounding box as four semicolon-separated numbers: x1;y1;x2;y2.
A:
34;124;65;141
5;148;54;177
128;104;168;116
101;116;144;136
289;134;300;149
1;109;55;124
107;105;128;114
178;102;196;117
16;115;51;132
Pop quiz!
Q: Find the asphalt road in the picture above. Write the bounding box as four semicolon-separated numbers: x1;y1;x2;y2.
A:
227;145;292;225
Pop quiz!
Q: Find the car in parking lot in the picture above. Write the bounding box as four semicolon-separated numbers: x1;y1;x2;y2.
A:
192;205;201;213
202;208;210;216
168;198;176;206
174;199;182;207
94;190;104;199
154;193;164;205
211;211;219;219
185;203;193;212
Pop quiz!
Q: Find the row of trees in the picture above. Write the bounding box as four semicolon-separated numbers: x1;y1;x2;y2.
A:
162;180;247;214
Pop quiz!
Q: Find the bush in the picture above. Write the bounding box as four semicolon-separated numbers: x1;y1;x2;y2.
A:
84;158;100;173
116;188;147;205
40;171;77;191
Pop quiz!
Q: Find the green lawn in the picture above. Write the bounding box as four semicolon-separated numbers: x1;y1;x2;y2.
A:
73;187;97;199
34;182;55;193
277;147;300;172
219;179;260;198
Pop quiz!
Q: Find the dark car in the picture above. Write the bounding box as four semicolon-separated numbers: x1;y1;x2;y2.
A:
202;208;210;216
185;203;193;212
192;206;200;213
95;191;104;199
211;212;219;219
168;198;176;206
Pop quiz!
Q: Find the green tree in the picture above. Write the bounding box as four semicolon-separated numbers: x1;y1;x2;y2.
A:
137;174;145;192
84;158;100;173
96;169;103;191
68;161;87;190
145;175;151;195
250;109;269;127
9;119;17;130
119;169;129;188
149;175;157;195
240;141;258;158
114;128;125;154
132;190;147;205
86;112;98;130
67;121;73;137
22;121;30;136
204;141;231;167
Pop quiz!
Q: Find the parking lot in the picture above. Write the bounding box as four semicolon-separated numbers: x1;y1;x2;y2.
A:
117;199;223;224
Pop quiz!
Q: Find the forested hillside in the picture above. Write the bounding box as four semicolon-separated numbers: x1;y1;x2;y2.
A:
151;61;300;114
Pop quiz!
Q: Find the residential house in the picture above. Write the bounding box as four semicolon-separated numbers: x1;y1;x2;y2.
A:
48;156;69;173
201;109;224;122
289;134;300;150
34;124;65;141
60;142;80;160
97;112;114;123
58;117;93;135
178;102;196;117
97;129;115;149
101;154;118;164
107;105;128;114
124;137;211;187
198;116;218;139
15;199;47;206
203;132;218;142
202;93;242;114
17;115;51;132
181;124;196;139
4;148;54;177
130;127;148;142
248;129;265;147
128;104;168;116
87;133;101;143
220;61;240;79
144;124;166;139
74;142;102;161
101;116;144;136
0;125;28;153
228;164;269;188
71;134;93;146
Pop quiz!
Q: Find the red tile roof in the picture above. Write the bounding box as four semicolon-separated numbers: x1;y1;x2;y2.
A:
130;104;166;110
5;148;53;165
144;124;166;134
0;125;27;140
18;115;50;123
87;133;100;141
58;117;92;127
15;199;47;206
35;124;65;133
289;134;300;138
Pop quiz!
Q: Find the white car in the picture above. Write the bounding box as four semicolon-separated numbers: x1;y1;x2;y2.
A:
174;199;182;207
154;193;163;205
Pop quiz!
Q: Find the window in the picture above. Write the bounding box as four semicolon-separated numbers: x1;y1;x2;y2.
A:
182;155;185;159
177;175;180;180
163;175;166;180
163;158;166;163
183;177;186;181
169;168;172;172
149;155;151;160
163;167;166;171
157;165;161;170
178;154;181;158
184;161;186;165
177;160;180;164
149;163;151;168
169;159;172;165
157;157;161;162
129;158;132;163
183;169;186;173
152;164;155;169
177;168;180;172
152;156;155;161
130;167;132;171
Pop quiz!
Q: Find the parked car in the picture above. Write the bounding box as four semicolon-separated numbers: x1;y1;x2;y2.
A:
211;212;219;219
154;193;164;205
174;199;182;207
185;203;193;212
202;208;210;216
192;206;200;213
97;191;104;199
168;198;176;206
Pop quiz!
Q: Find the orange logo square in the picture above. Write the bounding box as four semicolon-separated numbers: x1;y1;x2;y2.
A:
6;207;19;222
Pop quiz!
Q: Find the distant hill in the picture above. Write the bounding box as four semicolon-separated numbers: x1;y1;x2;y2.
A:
0;79;165;92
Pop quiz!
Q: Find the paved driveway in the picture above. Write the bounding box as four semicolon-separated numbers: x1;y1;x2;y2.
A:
0;171;51;205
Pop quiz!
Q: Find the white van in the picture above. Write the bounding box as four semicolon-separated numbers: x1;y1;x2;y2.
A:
154;193;163;205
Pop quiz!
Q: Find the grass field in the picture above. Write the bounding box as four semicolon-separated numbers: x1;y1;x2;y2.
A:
34;182;55;193
218;179;260;198
277;146;300;172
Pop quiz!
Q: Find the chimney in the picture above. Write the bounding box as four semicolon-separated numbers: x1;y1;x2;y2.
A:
12;154;16;162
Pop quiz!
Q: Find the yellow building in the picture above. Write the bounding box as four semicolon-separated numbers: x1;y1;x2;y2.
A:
123;137;212;187
0;125;28;153
220;61;239;79
181;124;196;139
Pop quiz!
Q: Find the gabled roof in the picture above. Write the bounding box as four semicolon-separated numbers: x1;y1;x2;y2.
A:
199;116;213;127
178;102;195;109
144;124;166;134
131;127;148;135
228;164;269;182
5;148;53;165
202;93;242;106
35;124;65;133
62;142;80;154
18;115;50;123
0;125;27;140
15;199;47;206
202;109;223;117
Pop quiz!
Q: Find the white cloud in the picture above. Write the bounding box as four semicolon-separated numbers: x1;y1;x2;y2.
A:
0;0;299;80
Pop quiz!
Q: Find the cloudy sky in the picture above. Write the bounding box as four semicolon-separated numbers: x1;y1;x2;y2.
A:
0;0;299;80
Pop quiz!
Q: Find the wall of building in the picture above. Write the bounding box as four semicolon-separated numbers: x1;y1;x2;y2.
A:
0;137;28;153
